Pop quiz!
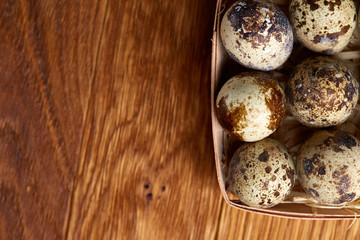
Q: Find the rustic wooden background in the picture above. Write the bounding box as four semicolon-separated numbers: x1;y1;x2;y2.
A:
1;0;360;239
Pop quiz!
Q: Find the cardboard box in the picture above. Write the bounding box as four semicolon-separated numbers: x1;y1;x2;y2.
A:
211;0;360;219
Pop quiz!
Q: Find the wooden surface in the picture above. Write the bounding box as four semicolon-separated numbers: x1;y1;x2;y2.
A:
1;0;360;239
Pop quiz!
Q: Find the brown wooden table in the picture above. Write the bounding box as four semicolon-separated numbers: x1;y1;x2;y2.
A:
1;0;360;239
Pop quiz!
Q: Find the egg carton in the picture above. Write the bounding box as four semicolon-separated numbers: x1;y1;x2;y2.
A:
211;0;360;219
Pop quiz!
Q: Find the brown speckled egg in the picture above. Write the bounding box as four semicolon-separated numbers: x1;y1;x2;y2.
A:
216;72;285;142
220;0;293;71
297;130;360;205
290;0;357;54
285;56;358;127
228;138;295;208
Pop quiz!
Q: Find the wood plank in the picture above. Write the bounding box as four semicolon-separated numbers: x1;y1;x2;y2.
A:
65;0;221;239
217;200;360;239
0;1;107;239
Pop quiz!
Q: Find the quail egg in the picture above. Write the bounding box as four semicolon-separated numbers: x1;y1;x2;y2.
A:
297;130;360;205
228;138;295;208
285;56;358;127
221;0;293;71
290;0;357;54
216;72;285;142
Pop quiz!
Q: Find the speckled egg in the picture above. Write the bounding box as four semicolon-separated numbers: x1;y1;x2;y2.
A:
228;138;295;208
216;72;285;142
297;130;360;205
290;0;357;54
220;0;293;71
285;56;358;127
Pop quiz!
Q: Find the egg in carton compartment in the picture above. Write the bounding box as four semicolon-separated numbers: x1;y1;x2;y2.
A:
211;0;360;219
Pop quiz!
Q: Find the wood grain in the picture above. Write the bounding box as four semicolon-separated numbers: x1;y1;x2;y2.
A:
1;0;360;239
217;204;360;239
0;0;107;239
65;0;220;239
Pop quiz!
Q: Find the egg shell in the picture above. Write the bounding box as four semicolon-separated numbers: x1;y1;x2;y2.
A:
216;72;285;142
228;138;295;208
290;0;357;54
285;56;358;127
220;0;293;71
297;130;360;205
